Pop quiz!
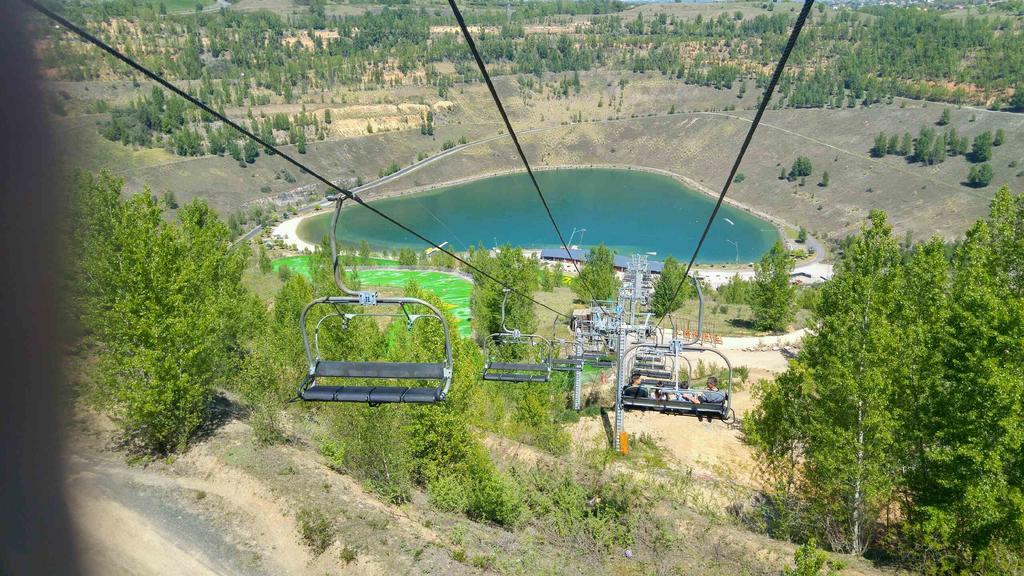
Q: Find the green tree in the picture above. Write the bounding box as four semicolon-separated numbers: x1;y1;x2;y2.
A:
789;156;813;179
650;256;689;317
71;173;255;453
227;138;242;162
968;163;994;187
1012;86;1024;111
819;171;829;187
993;127;1005;146
243;139;258;164
717;274;752;305
972;131;993;162
258;244;272;273
539;267;555;292
747;212;904;554
572;244;617;302
899;132;913;156
227;213;241;238
871;133;888;158
938;107;951;126
551;266;564;289
744;199;1024;566
398;247;418;266
886;133;899;155
468;245;540;338
901;187;1024;571
358;239;371;264
930;136;946;164
323;108;332;124
915;126;937;164
751;241;796;332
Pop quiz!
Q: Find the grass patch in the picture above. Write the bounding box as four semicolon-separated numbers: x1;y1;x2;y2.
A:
339;545;358;565
269;255;473;335
296;508;335;555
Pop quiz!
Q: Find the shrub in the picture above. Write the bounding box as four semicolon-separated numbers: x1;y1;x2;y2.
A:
339;545;358;564
322;405;415;504
428;474;470;514
318;437;346;471
521;466;660;554
783;539;842;576
733;365;751;390
296;508;334;555
470;554;496;569
467;467;525;527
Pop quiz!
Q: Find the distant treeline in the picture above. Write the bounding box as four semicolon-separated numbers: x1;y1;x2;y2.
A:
39;3;1024;109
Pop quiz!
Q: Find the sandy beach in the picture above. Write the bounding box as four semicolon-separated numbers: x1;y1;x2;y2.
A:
271;210;321;252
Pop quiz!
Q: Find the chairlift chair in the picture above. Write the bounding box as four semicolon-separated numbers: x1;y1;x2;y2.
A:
622;342;731;420
481;289;552;382
547;320;584;373
576;327;614;368
620;276;733;421
296;194;453;405
548;340;584;373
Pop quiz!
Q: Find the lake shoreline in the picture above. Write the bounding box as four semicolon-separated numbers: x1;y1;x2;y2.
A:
356;163;790;248
275;164;790;265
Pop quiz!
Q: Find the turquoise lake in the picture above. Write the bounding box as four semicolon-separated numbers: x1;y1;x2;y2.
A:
297;168;779;263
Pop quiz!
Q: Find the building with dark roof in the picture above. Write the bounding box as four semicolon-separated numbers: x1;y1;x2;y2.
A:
538;248;665;274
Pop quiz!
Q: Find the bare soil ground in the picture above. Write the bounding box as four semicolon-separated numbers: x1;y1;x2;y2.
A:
67;406;469;575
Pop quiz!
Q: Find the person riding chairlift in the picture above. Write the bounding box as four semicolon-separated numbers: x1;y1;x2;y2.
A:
680;376;726;405
622;373;649;398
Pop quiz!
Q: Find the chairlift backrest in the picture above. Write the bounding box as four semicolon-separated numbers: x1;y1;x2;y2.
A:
481;289;552;382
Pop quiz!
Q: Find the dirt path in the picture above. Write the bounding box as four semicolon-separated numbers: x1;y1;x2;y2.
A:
64;413;400;576
65;399;465;576
69;486;228;576
67;442;270;576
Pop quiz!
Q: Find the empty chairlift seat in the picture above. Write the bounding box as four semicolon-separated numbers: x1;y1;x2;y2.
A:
480;289;554;383
548;357;584;372
633;368;673;379
578;351;614;367
296;195;454;405
482;362;552;382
